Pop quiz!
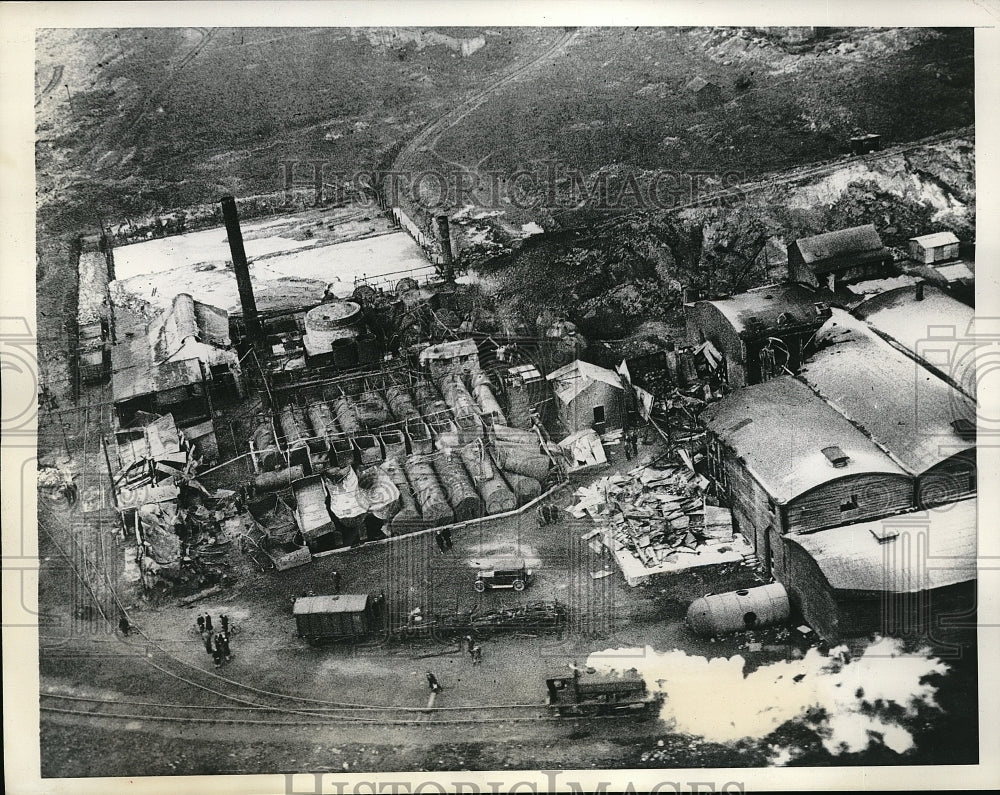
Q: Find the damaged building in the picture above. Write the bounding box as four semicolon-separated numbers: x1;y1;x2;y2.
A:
684;282;833;388
787;224;895;291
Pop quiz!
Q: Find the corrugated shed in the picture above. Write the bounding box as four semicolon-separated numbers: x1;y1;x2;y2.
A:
695;283;831;339
798;309;976;476
853;284;975;399
701;375;910;504
909;231;959;249
785;497;976;593
790;224;889;274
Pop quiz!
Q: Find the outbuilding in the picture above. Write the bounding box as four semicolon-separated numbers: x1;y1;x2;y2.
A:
546;359;625;435
788;224;895;291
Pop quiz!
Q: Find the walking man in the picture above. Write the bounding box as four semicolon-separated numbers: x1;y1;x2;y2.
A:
426;671;442;693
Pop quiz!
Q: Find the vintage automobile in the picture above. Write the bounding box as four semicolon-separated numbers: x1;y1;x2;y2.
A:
474;559;534;592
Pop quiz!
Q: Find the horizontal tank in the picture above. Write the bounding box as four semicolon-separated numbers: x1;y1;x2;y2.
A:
686;583;790;637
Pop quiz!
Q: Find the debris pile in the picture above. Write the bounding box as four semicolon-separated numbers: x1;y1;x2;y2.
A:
570;462;752;586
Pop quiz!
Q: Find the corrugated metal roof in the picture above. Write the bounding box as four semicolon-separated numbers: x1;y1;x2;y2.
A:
910;231;959;249
853;284;976;399
798;309;976;475
695;283;831;338
785;497;976;592
700;375;910;503
111;337;204;402
791;224;889;273
547;360;623;405
293;594;369;615
147;293;230;363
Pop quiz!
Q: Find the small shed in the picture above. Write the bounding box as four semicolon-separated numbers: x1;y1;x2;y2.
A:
420;338;481;382
783;497;976;641
908;232;960;265
293;594;377;643
787;225;894;290
684;75;723;108
546;360;625;435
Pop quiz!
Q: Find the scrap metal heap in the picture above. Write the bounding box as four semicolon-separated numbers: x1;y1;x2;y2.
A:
570;460;750;585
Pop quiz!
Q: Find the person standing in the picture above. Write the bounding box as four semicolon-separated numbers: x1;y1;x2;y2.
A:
204;614;213;633
441;526;453;550
537;504;549;526
426;672;442;693
203;632;214;655
220;614;230;634
463;634;474;654
219;632;232;662
471;644;482;665
197;614;206;634
435;531;447;554
211;636;223;669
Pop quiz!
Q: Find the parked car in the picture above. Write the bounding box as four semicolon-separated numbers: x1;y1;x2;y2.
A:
474;559;534;592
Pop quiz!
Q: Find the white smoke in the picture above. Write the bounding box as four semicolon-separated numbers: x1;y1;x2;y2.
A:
586;637;948;759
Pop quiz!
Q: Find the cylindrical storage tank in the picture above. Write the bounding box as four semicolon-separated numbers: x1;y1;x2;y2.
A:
439;372;480;419
493;442;552;481
306;400;339;441
386;384;420;422
686;583;790;637
502;472;542;506
405;457;454;526
491;424;539;446
252;464;306;493
356;466;401;522
413;381;451;433
331;337;359;369
460;443;517;515
251;423;282;471
304;301;361;348
380;430;407;461
433;453;482;522
355;390;391;430
279;405;310;452
406;418;433;455
381;457;421;529
332;396;362;436
471;375;505;426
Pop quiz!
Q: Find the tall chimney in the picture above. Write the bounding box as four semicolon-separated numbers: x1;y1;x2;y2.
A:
220;196;263;346
435;214;454;281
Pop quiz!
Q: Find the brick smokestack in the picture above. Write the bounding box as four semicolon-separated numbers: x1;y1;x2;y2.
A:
220;196;263;346
435;214;454;280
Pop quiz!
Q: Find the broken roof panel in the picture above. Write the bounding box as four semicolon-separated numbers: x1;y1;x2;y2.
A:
786;497;976;593
798;309;976;475
700;375;910;504
111;337;204;403
853;284;976;399
147;293;231;363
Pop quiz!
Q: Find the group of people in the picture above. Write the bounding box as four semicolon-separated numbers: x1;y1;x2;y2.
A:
622;427;641;460
196;613;233;669
536;502;562;526
434;526;454;554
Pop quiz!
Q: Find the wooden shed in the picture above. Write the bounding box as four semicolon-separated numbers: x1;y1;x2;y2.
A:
788;225;894;290
546;360;625;435
782;497;976;641
701;375;914;580
908;232;960;265
684;283;832;388
293;594;377;643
